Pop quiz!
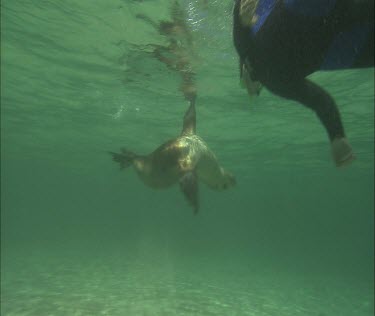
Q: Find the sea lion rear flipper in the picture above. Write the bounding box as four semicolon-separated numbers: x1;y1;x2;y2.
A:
181;99;196;136
109;148;137;169
179;171;199;214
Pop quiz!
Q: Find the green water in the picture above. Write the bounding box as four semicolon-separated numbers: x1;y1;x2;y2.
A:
1;1;374;315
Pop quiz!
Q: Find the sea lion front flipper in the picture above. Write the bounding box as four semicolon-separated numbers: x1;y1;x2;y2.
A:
181;99;196;136
179;171;199;214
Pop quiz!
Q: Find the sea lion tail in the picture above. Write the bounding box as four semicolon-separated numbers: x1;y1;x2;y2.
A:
109;148;137;169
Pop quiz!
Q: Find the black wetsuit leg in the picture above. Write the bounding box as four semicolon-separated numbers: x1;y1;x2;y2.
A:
265;78;345;141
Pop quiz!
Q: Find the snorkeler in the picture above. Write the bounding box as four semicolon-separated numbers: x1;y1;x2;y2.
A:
232;0;374;167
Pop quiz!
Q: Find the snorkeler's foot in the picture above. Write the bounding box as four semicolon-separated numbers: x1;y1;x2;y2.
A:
331;137;355;167
239;0;259;27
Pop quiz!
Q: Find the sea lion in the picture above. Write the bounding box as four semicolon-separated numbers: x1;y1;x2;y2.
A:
109;99;235;214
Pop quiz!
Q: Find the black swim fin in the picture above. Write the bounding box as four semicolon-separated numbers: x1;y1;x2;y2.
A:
179;171;199;214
